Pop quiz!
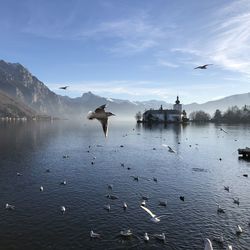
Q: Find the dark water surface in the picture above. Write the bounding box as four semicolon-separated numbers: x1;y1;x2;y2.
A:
0;120;250;250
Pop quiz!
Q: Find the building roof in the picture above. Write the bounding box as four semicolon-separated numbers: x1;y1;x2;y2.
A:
143;109;181;115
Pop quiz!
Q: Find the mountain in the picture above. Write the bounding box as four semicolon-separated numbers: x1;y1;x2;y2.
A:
0;60;67;117
0;59;250;119
0;90;36;119
184;93;250;115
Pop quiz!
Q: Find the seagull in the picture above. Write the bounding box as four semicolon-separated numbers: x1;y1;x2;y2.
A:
60;206;66;214
106;194;118;200
120;229;133;237
131;176;139;181
87;104;115;137
194;64;213;69
140;206;170;223
123;202;128;210
144;232;149;242
220;128;228;133
154;233;166;241
213;234;224;244
108;184;113;190
224;186;229;192
5;203;15;210
104;204;111;211
153;177;158;182
16;172;22;176
204;238;213;250
233;198;240;205
226;245;233;250
90;230;101;238
59;86;69;90
180;196;185;201
60;180;67;185
162;144;176;153
141;200;146;207
236;225;243;234
40;186;44;192
217;204;225;213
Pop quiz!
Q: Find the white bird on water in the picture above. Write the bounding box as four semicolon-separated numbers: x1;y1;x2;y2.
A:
87;104;115;137
40;186;44;192
60;180;67;185
140;206;170;223
227;245;233;250
144;232;149;242
154;233;166;241
90;230;101;238
5;203;15;210
123;202;127;210
141;200;146;207
204;238;213;250
61;206;66;214
236;225;243;234
120;229;133;237
104;204;111;211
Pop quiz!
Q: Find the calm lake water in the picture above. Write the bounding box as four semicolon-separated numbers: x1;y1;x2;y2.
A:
0;120;250;250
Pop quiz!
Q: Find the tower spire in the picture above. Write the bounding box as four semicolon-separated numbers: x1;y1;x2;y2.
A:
175;96;180;104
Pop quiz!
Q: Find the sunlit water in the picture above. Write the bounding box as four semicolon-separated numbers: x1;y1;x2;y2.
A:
0;120;250;250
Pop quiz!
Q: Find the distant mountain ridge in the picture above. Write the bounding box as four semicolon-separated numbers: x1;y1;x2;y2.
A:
0;59;249;118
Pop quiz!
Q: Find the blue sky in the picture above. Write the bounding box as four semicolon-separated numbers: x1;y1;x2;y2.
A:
0;0;250;104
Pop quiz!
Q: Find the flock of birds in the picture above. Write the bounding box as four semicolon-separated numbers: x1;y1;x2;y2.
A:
5;64;249;249
4;116;250;249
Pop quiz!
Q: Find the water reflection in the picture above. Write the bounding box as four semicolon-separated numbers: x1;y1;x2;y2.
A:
0;121;250;249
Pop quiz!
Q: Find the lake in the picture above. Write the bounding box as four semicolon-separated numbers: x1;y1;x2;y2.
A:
0;120;250;250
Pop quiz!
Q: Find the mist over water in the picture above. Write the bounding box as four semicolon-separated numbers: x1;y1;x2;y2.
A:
0;120;250;250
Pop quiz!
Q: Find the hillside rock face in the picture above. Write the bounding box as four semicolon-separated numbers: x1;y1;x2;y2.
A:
0;90;36;119
0;60;65;116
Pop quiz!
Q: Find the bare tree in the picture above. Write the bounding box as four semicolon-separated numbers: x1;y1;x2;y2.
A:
189;110;211;122
135;111;142;121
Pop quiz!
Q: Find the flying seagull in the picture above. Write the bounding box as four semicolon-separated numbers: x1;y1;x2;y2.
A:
59;86;69;90
87;104;115;137
194;64;213;69
140;205;170;223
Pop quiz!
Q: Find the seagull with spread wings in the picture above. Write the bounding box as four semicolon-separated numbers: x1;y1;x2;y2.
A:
194;64;213;69
59;86;69;90
87;104;115;137
140;205;171;223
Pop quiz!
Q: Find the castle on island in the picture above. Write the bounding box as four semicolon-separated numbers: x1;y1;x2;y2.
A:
142;96;188;123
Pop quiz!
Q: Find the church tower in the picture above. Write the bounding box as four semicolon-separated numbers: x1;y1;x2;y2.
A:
173;96;182;112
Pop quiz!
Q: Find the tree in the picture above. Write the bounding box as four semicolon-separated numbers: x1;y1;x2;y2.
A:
189;110;211;122
213;109;222;122
135;111;142;121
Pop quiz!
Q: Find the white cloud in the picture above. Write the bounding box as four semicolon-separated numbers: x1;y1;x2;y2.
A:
78;15;174;55
157;59;179;68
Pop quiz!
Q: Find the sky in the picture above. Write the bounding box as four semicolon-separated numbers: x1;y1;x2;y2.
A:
0;0;250;104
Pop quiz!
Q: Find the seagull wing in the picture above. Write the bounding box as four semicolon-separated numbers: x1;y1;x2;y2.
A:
95;104;106;113
194;66;201;69
140;205;156;218
97;118;108;137
204;238;213;250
